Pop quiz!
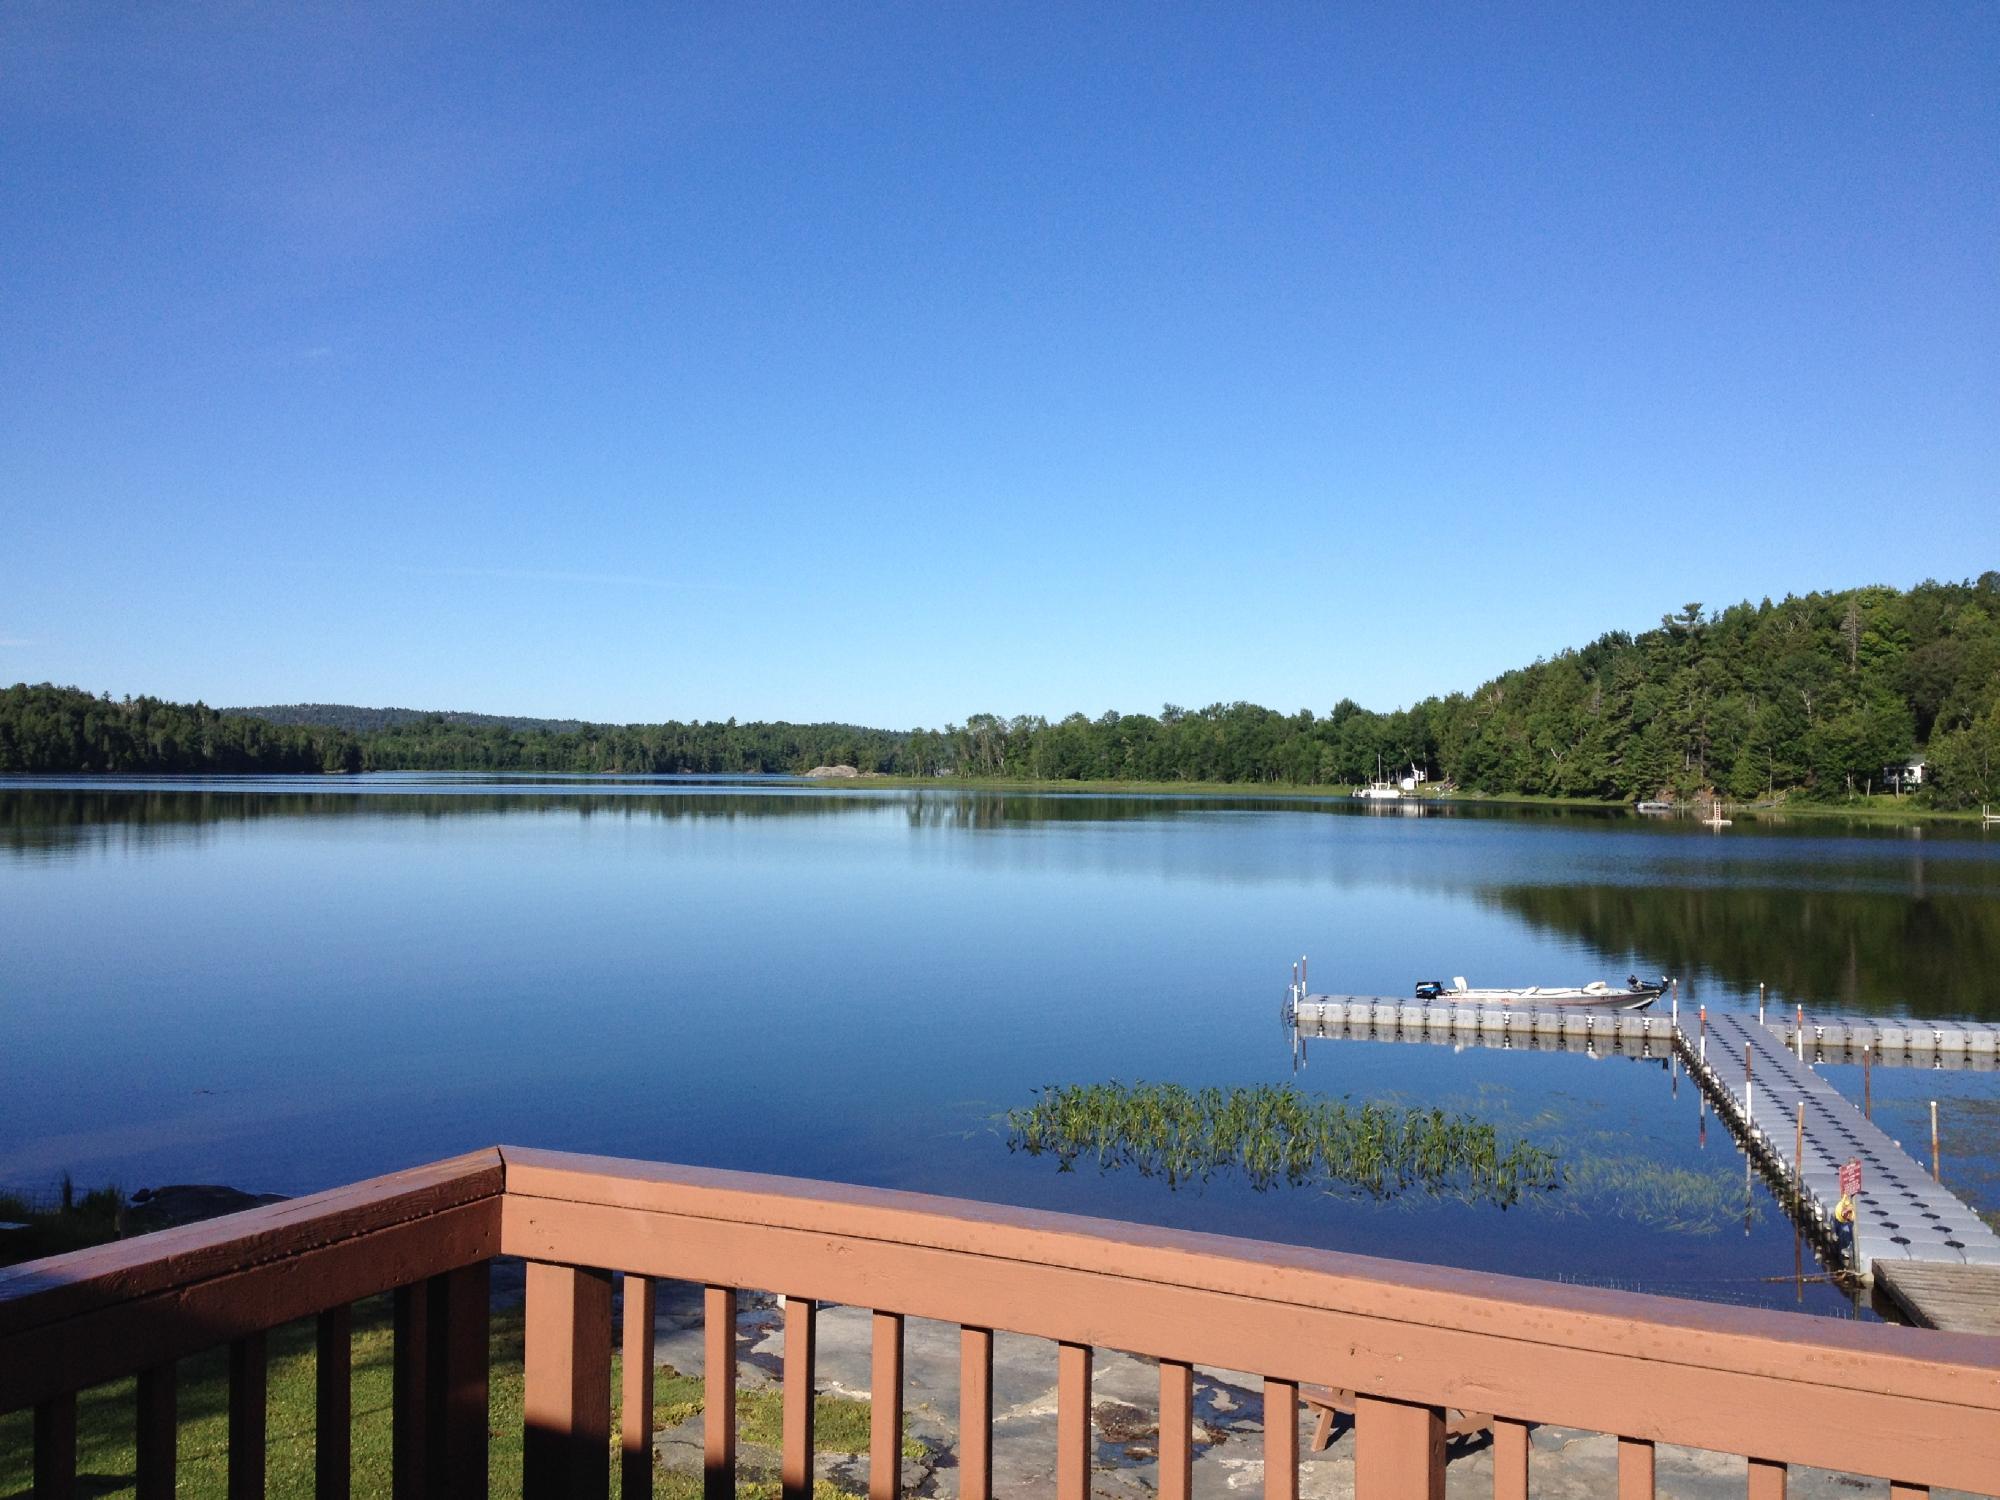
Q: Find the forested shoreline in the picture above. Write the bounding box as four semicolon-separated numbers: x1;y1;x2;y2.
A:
5;576;1998;807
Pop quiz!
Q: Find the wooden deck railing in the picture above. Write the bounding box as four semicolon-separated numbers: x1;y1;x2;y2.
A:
4;1145;1998;1498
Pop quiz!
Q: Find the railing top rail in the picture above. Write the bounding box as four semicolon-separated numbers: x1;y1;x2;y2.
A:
502;1146;2000;1412
0;1148;502;1338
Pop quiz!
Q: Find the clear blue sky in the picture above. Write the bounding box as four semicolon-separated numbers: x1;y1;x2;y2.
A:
3;5;1995;727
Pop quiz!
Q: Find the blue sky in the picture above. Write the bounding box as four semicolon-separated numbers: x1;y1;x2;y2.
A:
3;5;1995;727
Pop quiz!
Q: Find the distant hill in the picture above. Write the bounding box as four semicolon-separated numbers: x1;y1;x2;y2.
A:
224;703;588;735
11;573;2000;805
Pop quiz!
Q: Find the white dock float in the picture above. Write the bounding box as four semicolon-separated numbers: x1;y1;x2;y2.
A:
1763;1012;2000;1069
1290;995;1673;1055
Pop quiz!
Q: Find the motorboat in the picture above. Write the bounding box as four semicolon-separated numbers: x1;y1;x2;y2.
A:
1635;800;1674;814
1353;753;1407;800
1412;974;1668;1010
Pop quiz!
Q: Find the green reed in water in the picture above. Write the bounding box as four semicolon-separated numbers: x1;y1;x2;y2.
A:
1006;1082;1561;1206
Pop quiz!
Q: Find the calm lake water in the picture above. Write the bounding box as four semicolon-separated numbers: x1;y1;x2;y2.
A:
6;775;1999;1320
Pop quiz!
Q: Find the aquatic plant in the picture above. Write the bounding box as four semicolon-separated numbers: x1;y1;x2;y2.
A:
1005;1082;1561;1206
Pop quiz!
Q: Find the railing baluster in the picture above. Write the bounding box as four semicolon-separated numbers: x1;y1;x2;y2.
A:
437;1262;491;1500
1158;1359;1193;1500
1748;1457;1786;1498
523;1262;612;1500
1354;1393;1442;1500
1619;1436;1655;1497
870;1312;904;1500
1057;1341;1091;1500
959;1326;993;1500
1492;1417;1528;1500
623;1274;657;1500
394;1282;430;1500
782;1296;818;1500
1263;1378;1298;1500
136;1363;177;1500
316;1307;352;1500
229;1332;267;1500
33;1393;77;1500
703;1287;737;1500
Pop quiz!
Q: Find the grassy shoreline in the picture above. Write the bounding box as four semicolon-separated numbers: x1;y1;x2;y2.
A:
794;775;1992;823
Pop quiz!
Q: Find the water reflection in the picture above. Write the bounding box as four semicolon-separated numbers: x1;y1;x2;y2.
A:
1483;882;2000;1017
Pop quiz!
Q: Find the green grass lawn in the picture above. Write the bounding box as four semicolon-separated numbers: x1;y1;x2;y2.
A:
0;1300;906;1500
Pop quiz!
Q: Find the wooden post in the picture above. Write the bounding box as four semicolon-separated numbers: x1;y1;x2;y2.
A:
622;1275;657;1500
1492;1418;1529;1500
870;1312;904;1500
393;1282;429;1500
136;1364;177;1500
1618;1436;1655;1498
436;1263;490;1500
703;1288;737;1500
1057;1341;1091;1500
1749;1457;1787;1498
316;1306;352;1500
1353;1394;1443;1500
782;1298;817;1500
1263;1379;1298;1500
33;1394;77;1500
959;1328;993;1500
1158;1360;1193;1500
523;1263;612;1500
230;1332;267;1500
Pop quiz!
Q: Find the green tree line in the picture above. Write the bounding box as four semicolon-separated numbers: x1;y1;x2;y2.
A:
5;575;1999;806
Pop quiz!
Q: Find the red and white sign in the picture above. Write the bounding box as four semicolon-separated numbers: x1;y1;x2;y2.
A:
1839;1160;1863;1196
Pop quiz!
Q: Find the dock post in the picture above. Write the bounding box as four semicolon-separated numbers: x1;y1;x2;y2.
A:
1864;1045;1872;1119
1745;1044;1754;1132
1699;1005;1706;1064
1796;1004;1805;1062
1758;982;1765;1025
1794;1103;1804;1206
1931;1101;1940;1182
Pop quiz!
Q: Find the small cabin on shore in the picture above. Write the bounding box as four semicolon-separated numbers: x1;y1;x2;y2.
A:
1883;756;1928;792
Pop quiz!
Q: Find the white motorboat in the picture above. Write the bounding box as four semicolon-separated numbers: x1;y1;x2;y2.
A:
1353;753;1406;800
1412;974;1668;1010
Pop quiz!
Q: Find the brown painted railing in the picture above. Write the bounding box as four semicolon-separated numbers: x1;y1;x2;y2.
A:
4;1145;1998;1498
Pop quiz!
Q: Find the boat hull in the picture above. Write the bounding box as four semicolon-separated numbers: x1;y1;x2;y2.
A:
1415;983;1665;1011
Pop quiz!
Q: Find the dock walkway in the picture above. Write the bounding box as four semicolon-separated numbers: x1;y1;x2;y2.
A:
1689;1010;2000;1274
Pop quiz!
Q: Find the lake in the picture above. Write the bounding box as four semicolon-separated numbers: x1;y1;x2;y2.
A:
6;775;1999;1320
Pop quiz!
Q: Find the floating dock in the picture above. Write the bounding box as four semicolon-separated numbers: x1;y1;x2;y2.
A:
1288;995;2000;1070
1764;1011;2000;1069
1287;990;2000;1330
1688;1009;2000;1273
